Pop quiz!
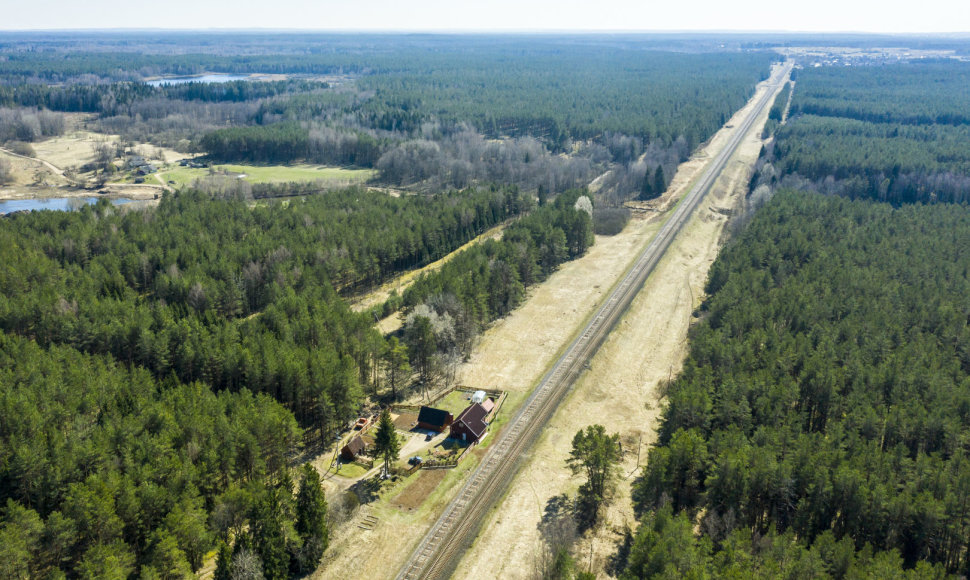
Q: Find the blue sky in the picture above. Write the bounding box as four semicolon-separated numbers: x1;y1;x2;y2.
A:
2;0;966;33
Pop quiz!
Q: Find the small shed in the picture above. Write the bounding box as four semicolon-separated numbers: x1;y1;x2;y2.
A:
341;435;368;462
471;390;487;404
481;398;496;415
450;403;489;444
417;406;453;432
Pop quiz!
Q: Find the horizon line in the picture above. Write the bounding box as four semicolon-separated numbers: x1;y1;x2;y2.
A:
1;28;969;36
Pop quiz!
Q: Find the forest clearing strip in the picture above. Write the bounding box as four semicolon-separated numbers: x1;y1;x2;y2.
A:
350;220;510;314
395;61;793;580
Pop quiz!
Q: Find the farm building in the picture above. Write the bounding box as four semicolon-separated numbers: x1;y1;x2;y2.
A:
417;406;453;432
341;434;368;461
450;403;489;444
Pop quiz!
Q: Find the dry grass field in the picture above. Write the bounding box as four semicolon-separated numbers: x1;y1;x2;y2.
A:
457;65;788;579
309;62;789;579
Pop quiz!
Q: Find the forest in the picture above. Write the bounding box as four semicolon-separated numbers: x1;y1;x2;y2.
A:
0;35;775;200
0;182;597;577
629;192;970;577
0;332;306;578
621;58;970;578
0;33;783;578
759;60;970;204
0;186;530;432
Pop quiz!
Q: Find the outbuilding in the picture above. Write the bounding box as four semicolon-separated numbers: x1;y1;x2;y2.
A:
417;406;453;432
481;398;496;416
450;403;489;444
340;434;368;462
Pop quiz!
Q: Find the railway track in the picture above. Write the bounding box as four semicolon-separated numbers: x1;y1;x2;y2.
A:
396;62;792;580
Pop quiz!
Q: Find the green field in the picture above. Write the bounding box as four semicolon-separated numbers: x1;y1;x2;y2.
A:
435;390;475;417
156;163;376;189
334;461;369;479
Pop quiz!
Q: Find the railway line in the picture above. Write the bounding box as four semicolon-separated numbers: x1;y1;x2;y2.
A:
396;61;792;580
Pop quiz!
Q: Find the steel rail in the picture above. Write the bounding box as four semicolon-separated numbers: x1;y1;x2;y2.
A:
395;63;792;580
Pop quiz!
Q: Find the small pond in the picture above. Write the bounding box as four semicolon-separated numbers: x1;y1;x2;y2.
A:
0;197;136;214
146;74;253;87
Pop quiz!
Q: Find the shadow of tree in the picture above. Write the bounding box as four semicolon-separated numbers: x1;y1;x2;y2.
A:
348;475;382;504
538;493;578;553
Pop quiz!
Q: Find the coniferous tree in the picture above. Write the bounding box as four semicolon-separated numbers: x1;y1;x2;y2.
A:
384;337;411;401
214;542;232;580
653;165;666;196
639;171;654;200
567;425;622;528
293;464;328;575
249;490;289;580
373;409;401;477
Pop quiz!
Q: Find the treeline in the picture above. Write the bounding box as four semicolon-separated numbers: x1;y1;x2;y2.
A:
790;60;970;126
0;107;66;143
763;61;970;204
0;332;302;578
762;80;792;138
629;192;970;576
768;81;791;122
375;131;597;192
201;122;385;167
0;38;774;197
0;79;329;114
0;51;365;85
354;50;775;149
396;190;593;384
0;187;525;436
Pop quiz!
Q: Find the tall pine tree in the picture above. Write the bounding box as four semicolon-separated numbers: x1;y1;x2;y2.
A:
653;165;666;196
293;464;328;575
373;409;401;477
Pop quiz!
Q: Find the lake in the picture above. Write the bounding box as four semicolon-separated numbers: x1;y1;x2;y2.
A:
0;197;136;214
146;74;253;87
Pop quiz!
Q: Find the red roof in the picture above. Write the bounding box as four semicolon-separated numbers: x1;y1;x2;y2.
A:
453;403;489;439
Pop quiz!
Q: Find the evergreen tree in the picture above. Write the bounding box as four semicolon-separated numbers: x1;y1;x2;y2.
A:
567;425;622;528
373;409;401;477
653;165;666;196
404;316;437;389
293;464;328;575
249;490;289;580
214;542;232;580
384;336;411;401
639;171;654;200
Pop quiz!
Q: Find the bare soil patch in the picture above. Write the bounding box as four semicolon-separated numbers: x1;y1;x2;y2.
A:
392;469;449;511
393;412;419;431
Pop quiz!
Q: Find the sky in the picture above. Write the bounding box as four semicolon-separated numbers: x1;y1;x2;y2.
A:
1;0;967;33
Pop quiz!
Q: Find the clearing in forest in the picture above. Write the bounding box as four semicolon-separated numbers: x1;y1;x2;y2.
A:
156;163;376;189
456;64;789;579
314;62;790;579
